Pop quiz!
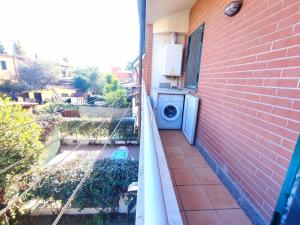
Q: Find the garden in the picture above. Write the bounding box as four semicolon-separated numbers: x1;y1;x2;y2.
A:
7;159;138;225
0;89;139;225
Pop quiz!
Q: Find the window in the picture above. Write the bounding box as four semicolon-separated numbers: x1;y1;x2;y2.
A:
61;93;69;97
185;24;204;91
1;61;7;70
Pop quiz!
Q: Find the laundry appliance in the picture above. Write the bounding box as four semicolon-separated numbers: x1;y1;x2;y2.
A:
156;93;185;129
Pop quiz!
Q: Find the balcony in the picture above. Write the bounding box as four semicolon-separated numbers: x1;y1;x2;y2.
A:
136;82;253;225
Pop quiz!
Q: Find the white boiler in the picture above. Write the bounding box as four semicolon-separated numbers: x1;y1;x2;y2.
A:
162;44;183;76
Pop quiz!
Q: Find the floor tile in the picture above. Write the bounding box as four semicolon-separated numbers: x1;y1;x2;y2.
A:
182;146;200;156
217;209;253;225
165;147;185;157
180;211;189;225
186;210;223;225
160;131;252;225
172;168;200;185
168;155;191;169
203;185;240;209
160;131;190;148
178;185;213;210
186;154;209;168
194;168;221;184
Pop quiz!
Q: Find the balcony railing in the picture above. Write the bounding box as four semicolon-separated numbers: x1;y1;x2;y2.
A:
135;82;183;225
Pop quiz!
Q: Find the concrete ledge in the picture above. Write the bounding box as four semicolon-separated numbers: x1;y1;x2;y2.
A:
135;120;145;225
195;139;267;225
136;94;183;225
152;122;183;225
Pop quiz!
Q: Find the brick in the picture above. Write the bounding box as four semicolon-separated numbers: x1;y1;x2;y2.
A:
293;23;300;35
268;0;282;8
260;96;293;108
268;187;280;201
257;111;288;127
256;170;281;191
278;13;300;29
282;0;300;8
272;35;300;50
263;78;299;88
282;138;297;150
268;123;299;141
260;27;293;45
253;69;281;78
257;49;287;61
268;56;300;69
286;120;300;132
272;107;300;121
273;164;288;178
264;3;300;26
292;101;300;110
287;45;300;57
281;67;300;77
248;43;272;55
276;155;291;169
277;89;300;99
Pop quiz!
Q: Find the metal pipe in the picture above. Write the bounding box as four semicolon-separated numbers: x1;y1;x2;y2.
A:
138;0;146;140
142;83;168;225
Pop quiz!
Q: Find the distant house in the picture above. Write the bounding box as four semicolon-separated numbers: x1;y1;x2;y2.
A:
47;85;77;100
69;91;88;105
0;54;27;83
111;67;133;83
17;85;77;104
0;54;74;84
54;59;74;80
17;89;56;104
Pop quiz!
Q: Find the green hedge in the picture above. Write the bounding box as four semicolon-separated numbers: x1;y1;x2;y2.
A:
27;159;139;212
59;118;138;143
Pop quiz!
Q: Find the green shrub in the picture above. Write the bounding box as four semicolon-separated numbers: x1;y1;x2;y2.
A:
27;159;139;213
103;74;129;108
104;88;129;108
59;118;137;143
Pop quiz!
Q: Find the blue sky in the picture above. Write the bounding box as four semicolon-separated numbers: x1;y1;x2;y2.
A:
0;0;140;71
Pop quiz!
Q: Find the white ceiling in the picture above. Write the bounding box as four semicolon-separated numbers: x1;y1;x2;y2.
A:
146;0;196;23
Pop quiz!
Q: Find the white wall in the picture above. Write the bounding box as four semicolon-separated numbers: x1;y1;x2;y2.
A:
153;9;190;34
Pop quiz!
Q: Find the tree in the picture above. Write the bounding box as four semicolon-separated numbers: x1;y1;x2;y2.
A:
104;88;128;107
0;96;44;223
0;80;27;99
73;75;89;92
73;67;103;94
103;74;129;107
0;43;5;54
18;61;59;90
103;74;120;93
13;41;26;56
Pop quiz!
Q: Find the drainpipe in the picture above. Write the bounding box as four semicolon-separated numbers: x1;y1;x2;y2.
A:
138;0;146;140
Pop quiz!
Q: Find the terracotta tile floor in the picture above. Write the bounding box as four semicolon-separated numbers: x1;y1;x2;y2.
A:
160;130;253;225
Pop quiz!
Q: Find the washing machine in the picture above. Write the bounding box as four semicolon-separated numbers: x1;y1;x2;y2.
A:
156;94;184;129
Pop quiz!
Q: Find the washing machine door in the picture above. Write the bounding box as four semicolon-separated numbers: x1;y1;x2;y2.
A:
161;104;180;121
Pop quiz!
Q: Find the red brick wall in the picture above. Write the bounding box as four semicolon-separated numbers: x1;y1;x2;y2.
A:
144;24;153;95
189;0;300;222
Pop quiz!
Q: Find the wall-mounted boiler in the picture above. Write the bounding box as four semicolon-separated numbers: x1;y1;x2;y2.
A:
162;44;183;76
